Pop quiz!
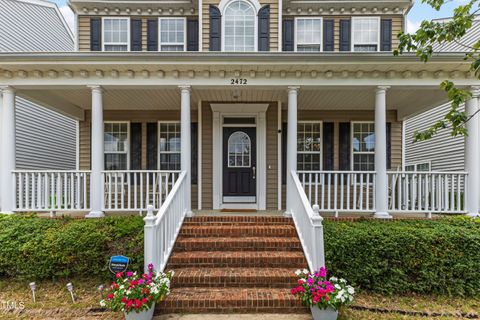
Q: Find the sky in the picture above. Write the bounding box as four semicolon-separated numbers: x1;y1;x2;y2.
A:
48;0;469;34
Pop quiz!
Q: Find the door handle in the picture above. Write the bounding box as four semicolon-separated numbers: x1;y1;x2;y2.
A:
252;166;256;179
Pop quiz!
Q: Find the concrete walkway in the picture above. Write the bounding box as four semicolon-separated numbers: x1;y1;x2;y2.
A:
156;315;312;320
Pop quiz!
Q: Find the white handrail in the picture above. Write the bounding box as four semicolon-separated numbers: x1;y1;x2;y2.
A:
144;171;188;273
289;170;325;273
13;170;91;211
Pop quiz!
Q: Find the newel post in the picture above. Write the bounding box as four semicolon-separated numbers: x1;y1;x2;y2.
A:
311;205;325;272
143;205;157;273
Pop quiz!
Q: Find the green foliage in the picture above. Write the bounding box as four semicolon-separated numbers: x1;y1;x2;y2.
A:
393;0;480;142
323;217;480;296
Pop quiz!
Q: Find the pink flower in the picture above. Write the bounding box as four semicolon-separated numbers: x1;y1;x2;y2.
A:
126;271;133;277
319;267;327;278
115;272;123;279
148;263;154;271
107;293;114;300
127;300;133;307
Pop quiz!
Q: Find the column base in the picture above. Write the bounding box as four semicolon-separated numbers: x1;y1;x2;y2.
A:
86;211;105;218
373;211;393;219
186;210;195;218
283;210;292;218
0;211;14;215
466;213;480;218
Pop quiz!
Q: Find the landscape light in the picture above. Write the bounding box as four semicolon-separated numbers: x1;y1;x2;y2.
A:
29;282;36;303
66;283;75;303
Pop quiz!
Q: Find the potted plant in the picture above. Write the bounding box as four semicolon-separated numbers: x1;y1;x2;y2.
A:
100;264;173;320
291;267;354;320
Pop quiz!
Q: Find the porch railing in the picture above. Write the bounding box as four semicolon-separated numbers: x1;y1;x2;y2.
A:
297;171;376;213
144;170;188;272
102;170;181;211
388;171;467;214
13;170;91;211
289;170;325;272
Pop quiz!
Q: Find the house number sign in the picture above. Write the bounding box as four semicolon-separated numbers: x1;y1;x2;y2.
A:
230;78;248;85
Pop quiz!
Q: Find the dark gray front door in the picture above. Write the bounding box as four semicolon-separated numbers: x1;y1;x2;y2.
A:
222;127;256;199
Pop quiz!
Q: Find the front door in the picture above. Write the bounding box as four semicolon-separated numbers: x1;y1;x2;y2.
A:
222;127;256;202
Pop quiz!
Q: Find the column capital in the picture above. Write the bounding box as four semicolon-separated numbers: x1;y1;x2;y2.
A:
179;85;191;92
287;86;300;94
88;85;103;93
0;86;15;94
375;86;390;93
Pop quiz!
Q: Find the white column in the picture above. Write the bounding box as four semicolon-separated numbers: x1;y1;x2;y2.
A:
86;85;105;218
374;86;392;219
180;85;193;217
466;86;480;217
0;86;15;214
285;86;299;217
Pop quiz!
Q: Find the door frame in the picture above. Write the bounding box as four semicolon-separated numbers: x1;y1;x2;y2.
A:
211;103;268;210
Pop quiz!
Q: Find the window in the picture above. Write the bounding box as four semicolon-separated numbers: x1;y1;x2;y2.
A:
352;122;375;171
228;131;251;167
223;0;256;51
405;162;431;172
103;18;129;51
295;18;322;52
104;122;129;170
158;122;181;170
159;18;186;51
297;122;322;171
352;17;380;52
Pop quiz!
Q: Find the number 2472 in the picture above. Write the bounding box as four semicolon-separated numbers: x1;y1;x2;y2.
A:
230;78;247;85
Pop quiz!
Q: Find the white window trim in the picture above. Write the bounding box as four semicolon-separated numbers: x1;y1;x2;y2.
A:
157;121;182;170
221;0;259;52
351;16;381;52
297;120;323;171
104;121;130;170
294;17;323;52
405;161;432;172
101;17;131;52
350;121;375;171
158;17;187;52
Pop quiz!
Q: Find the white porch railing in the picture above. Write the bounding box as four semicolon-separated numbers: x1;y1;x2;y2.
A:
13;170;91;211
102;170;181;211
144;170;188;272
297;171;376;214
289;170;325;272
388;171;467;214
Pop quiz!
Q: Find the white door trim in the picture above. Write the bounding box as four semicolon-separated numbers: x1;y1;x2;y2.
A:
211;103;268;210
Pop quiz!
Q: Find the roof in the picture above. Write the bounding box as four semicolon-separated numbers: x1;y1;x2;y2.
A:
432;15;480;53
0;0;74;52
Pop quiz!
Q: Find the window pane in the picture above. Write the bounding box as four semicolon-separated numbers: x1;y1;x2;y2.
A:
160;18;185;51
103;18;129;51
227;131;251;168
224;0;255;51
353;18;379;52
297;122;322;171
296;18;322;52
159;122;181;170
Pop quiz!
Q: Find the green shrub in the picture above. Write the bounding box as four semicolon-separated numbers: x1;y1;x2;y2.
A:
0;215;479;296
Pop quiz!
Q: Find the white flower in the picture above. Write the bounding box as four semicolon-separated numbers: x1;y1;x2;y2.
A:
99;300;106;307
330;277;338;282
334;284;341;290
126;290;131;295
302;269;309;275
347;287;355;295
340;278;347;284
295;270;302;276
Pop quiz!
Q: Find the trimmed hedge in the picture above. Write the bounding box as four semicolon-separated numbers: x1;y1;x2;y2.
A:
0;215;479;296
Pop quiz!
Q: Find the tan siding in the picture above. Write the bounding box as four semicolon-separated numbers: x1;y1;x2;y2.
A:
78;15;90;51
266;103;278;209
201;102;213;209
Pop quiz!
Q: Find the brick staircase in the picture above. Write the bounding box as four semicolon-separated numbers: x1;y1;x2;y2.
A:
156;215;309;314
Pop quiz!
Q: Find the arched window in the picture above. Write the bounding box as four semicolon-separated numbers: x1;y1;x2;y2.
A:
223;0;256;51
228;131;251;167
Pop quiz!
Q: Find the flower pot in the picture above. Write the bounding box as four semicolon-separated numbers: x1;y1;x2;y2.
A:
124;303;155;320
310;306;338;320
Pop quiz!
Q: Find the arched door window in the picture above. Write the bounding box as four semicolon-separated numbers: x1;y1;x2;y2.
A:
228;131;251;167
223;0;256;51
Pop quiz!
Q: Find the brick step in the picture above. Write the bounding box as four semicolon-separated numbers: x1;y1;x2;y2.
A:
186;216;293;224
167;251;307;268
173;236;302;251
183;221;295;227
179;225;298;238
155;287;309;314
172;267;299;288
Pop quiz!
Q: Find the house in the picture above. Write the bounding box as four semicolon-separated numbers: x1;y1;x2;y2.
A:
404;16;480;173
0;0;77;172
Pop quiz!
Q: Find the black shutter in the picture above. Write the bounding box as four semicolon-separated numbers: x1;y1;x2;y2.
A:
323;20;334;52
282;19;294;51
339;123;351;170
90;18;101;51
191;123;198;184
147;123;158;170
387;122;392;169
130;123;142;170
209;5;221;51
258;5;270;51
131;19;142;51
323;123;334;170
187;19;199;51
339;19;351;51
381;19;392;51
147;19;158;51
282;122;287;185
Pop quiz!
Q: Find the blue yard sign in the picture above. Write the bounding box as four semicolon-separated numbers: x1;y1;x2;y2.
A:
108;255;130;274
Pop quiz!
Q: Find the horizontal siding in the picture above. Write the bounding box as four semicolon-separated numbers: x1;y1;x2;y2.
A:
0;0;73;52
15;97;77;170
405;103;465;172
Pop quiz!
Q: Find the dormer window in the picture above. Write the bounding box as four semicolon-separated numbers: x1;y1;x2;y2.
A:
295;17;322;52
102;18;129;51
159;18;186;51
352;17;380;52
223;0;257;51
